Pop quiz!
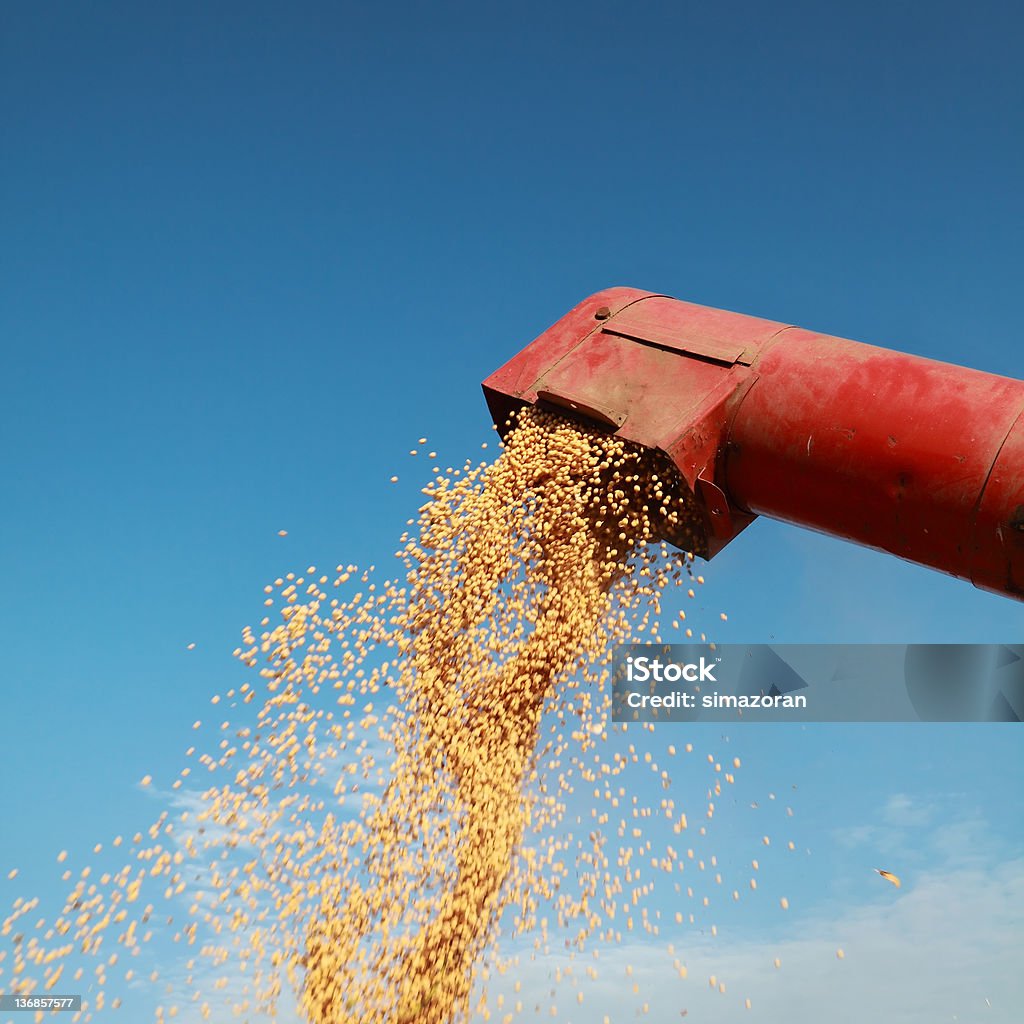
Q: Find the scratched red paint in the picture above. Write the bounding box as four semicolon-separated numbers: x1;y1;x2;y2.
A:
483;288;1024;600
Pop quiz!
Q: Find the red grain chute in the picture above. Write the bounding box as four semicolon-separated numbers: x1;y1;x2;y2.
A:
483;287;1024;601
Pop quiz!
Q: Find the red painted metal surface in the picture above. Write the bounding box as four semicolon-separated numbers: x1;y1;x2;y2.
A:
482;288;1024;600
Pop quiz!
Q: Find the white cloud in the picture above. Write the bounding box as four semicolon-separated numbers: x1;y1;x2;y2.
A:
129;795;1021;1024
882;793;934;828
831;822;886;849
471;815;1023;1023
830;792;937;861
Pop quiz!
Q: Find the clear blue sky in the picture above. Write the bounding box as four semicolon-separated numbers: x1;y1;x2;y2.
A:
1;2;1021;1021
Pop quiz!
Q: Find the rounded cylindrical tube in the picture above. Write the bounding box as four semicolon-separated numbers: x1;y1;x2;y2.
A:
725;327;1024;599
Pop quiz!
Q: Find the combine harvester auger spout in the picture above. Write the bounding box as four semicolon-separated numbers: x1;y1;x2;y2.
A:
483;287;1024;601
